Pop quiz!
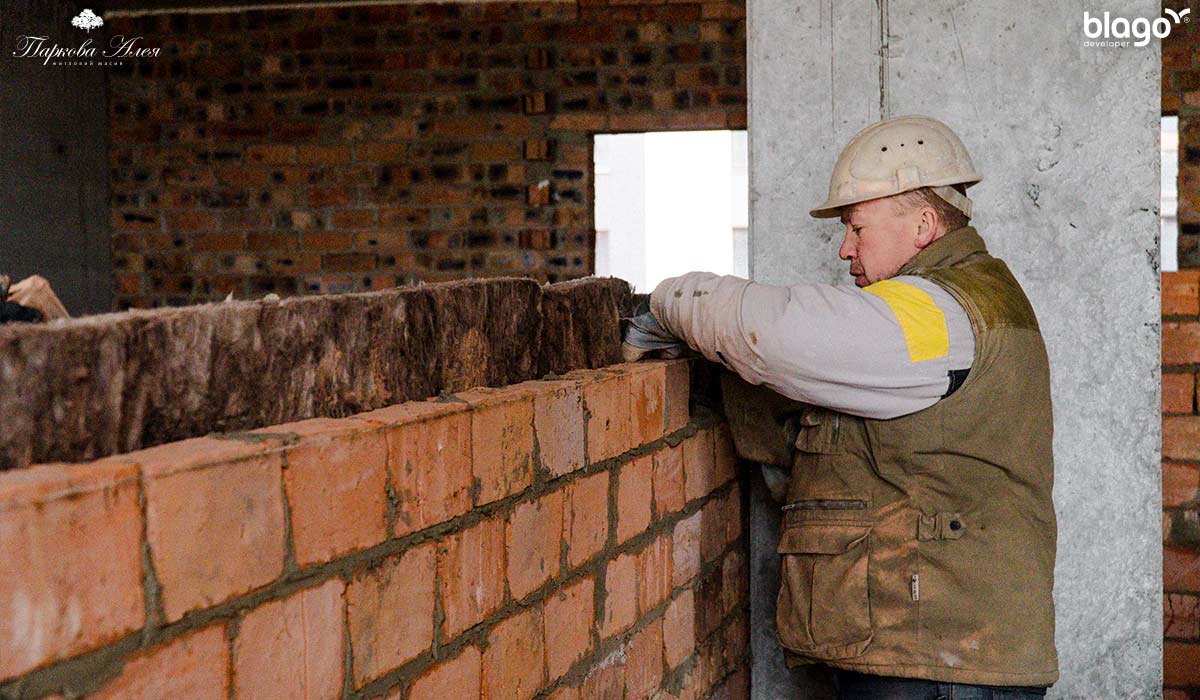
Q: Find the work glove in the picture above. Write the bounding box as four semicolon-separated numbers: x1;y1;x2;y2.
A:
620;311;688;362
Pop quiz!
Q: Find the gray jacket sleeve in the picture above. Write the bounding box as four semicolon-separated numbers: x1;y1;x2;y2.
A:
649;271;974;420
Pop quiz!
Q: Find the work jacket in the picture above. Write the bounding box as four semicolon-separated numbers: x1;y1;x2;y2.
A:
650;228;1058;687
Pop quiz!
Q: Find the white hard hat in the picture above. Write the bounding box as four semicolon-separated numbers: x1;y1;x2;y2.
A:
809;115;982;219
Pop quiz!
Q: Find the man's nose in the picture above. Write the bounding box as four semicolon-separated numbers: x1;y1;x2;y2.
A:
838;229;854;260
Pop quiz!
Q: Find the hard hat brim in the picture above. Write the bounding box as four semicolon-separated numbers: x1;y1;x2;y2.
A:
808;175;982;219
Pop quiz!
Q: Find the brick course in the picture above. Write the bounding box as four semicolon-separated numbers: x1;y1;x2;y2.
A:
0;360;747;700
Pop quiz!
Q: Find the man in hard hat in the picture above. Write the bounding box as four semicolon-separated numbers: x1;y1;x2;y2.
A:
623;115;1056;698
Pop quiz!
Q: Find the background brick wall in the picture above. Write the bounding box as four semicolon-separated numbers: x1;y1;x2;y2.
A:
1163;11;1200;696
0;359;750;700
105;1;747;309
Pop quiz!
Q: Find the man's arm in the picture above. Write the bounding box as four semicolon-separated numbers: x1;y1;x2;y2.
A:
8;276;70;321
648;271;973;420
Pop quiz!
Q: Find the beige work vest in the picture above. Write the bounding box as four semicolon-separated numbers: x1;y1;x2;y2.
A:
723;228;1058;687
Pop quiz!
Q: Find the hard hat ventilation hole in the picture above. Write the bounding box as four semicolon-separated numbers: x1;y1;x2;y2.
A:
900;143;905;147
918;140;924;145
881;146;888;152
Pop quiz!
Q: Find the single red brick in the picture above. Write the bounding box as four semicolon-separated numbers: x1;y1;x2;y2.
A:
461;387;535;505
1165;270;1200;316
386;411;473;536
549;113;606;131
137;438;287;622
1165;373;1197;414
725;613;750;667
348;543;436;686
508;491;564;600
601;553;638;638
1166;641;1200;686
564;471;610;568
581;659;625;700
638;535;674;613
1167;593;1200;639
683;428;717;502
1165;416;1200;460
1165;323;1200;365
582;371;634;463
617;456;654;543
725;482;744;546
1167;546;1200;593
663;590;697;669
544;577;595;682
331;209;378;229
234;579;345;700
723;664;750;700
673;511;702;588
352;398;467;427
530;380;586;477
629;363;667;446
721;549;746;616
355;142;408;163
701;498;729;564
298;144;352;165
482;605;545;700
1166;462;1200;508
410;646;481;700
625;618;664;698
664;361;691;433
277;418;389;566
0;462;143;681
713;423;738;486
652;444;686;518
247;144;296;164
91;625;229;700
439;517;506;639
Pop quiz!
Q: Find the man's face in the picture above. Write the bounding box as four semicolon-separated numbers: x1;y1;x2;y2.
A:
837;196;924;288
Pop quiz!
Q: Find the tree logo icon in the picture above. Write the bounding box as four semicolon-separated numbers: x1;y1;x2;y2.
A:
71;9;103;32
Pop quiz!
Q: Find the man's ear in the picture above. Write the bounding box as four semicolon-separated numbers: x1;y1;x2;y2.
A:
913;207;940;249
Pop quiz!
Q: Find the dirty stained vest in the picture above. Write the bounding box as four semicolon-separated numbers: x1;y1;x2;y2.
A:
722;228;1058;687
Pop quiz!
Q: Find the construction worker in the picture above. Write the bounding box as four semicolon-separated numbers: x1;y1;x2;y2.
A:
623;115;1056;699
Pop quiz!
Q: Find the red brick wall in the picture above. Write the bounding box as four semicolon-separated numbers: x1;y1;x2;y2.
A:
106;1;747;309
1165;9;1200;695
0;359;750;700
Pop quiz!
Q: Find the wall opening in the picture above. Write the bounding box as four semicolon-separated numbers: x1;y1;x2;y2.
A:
1164;115;1180;272
594;131;749;293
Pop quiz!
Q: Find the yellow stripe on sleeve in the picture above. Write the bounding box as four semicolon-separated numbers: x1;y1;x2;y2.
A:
862;280;949;363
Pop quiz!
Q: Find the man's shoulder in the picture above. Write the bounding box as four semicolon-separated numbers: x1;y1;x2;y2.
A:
914;260;1039;333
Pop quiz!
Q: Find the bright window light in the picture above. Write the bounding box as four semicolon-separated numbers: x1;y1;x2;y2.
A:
595;130;750;293
1163;115;1179;272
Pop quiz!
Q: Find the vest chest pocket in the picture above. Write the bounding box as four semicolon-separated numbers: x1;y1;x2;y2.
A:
775;522;873;659
794;408;843;455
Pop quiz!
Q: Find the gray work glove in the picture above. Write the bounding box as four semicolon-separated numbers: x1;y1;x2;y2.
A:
621;311;688;362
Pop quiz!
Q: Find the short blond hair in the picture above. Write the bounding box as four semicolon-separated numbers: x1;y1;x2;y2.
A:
890;186;969;233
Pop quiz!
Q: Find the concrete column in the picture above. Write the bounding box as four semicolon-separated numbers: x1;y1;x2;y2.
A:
748;2;1162;698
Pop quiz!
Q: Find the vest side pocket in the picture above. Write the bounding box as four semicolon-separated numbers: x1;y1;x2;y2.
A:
775;522;873;659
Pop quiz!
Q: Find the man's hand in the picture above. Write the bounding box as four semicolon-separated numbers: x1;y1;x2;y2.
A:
8;276;69;321
621;311;687;361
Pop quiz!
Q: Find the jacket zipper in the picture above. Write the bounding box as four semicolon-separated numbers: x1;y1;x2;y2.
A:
832;414;840;444
781;498;867;512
